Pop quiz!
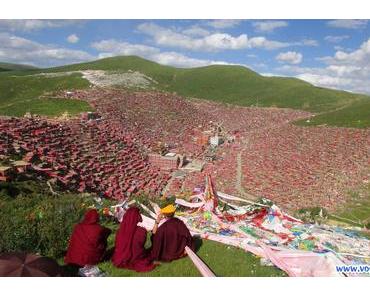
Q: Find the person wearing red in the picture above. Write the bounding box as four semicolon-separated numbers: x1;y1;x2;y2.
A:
150;204;194;262
65;209;111;267
112;207;155;272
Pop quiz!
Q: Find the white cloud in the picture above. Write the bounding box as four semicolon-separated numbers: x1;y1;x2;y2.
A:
247;36;289;50
252;21;288;33
137;23;248;51
253;63;267;68
324;35;350;43
92;39;159;57
67;34;79;44
91;38;232;68
276;51;303;64
287;39;319;47
0;31;236;69
137;22;290;51
274;38;370;94
153;51;231;68
296;73;354;90
260;72;280;77
326;20;368;29
182;25;210;37
0;20;84;32
334;45;345;51
205;20;242;29
300;39;319;47
0;32;94;67
322;39;370;66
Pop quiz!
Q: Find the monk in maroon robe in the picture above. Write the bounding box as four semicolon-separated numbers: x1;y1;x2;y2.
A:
112;207;155;272
150;205;194;262
65;209;111;267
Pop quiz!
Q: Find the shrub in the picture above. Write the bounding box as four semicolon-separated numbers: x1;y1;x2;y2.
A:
0;191;91;259
295;207;328;223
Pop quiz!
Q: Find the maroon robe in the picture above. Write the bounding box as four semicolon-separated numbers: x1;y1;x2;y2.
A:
150;217;194;262
65;209;111;267
112;207;155;272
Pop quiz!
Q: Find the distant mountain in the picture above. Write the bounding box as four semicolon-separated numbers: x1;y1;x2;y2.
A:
0;62;39;71
1;55;369;127
46;55;369;114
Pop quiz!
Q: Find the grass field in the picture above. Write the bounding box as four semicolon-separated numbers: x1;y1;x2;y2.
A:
295;98;370;129
93;222;286;277
329;184;370;229
0;72;91;117
0;180;283;278
56;219;286;277
0;62;38;71
3;179;367;277
97;240;286;277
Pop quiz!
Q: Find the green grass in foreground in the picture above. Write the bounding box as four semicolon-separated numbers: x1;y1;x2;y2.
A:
97;236;285;277
59;221;286;277
330;184;370;228
0;72;91;117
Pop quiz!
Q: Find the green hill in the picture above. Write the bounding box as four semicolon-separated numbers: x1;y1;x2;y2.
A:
0;55;369;127
295;97;370;129
0;72;91;117
0;62;39;71
45;56;368;113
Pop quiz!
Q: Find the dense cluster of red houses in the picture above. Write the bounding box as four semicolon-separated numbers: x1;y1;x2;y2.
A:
71;89;216;158
170;100;369;211
1;88;369;211
240;124;370;210
0;116;170;199
182;128;369;211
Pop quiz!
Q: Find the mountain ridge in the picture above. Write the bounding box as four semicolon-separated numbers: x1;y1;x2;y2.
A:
0;55;369;127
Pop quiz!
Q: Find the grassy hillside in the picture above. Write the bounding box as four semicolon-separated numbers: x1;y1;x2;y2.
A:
333;184;370;230
45;56;368;113
1;56;369;126
83;220;285;277
295;98;370;128
1;178;285;277
0;73;91;117
0;62;38;71
96;234;286;277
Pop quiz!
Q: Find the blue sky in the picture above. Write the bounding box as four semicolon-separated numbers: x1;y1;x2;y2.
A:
0;19;369;94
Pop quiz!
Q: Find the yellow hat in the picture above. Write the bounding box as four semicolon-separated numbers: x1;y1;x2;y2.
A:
161;204;176;214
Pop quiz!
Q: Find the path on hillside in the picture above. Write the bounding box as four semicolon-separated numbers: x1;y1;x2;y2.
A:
235;137;259;200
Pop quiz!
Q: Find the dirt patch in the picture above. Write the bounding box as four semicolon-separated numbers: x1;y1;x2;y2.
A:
80;70;158;88
26;70;158;89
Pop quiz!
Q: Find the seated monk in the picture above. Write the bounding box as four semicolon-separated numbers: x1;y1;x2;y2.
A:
65;209;111;267
112;207;155;272
150;204;194;262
